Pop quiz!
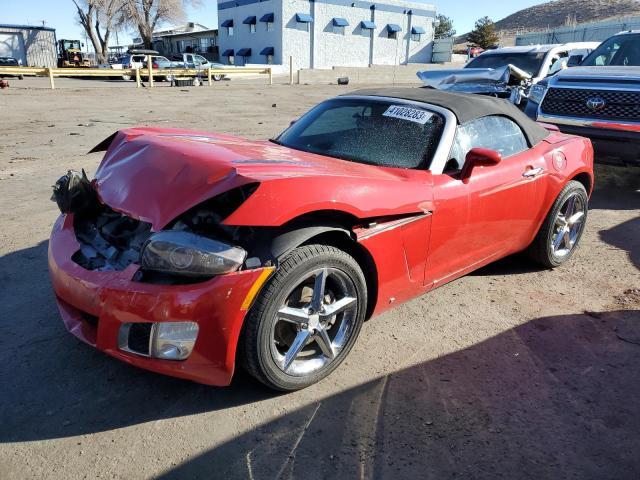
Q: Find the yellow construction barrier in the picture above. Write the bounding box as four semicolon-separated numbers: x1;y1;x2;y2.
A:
0;65;273;89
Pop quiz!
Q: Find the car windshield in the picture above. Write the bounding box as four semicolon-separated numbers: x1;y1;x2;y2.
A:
581;34;640;66
274;98;445;169
466;52;547;76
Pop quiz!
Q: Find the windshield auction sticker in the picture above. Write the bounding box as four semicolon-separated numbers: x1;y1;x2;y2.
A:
383;105;433;125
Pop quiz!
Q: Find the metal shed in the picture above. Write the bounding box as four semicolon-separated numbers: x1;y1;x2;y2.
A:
0;24;57;67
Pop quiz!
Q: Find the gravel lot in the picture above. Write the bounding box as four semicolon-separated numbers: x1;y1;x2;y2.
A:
1;80;639;479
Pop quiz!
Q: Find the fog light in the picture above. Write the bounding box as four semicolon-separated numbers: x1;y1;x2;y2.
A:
151;322;199;360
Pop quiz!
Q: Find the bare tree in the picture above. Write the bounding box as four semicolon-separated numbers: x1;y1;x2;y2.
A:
73;0;126;64
124;0;200;49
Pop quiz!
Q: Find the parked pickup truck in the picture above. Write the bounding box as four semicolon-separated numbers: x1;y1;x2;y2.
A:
170;53;227;81
525;31;640;166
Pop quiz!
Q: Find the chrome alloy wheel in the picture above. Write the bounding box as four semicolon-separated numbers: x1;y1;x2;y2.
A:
551;192;587;257
270;267;358;376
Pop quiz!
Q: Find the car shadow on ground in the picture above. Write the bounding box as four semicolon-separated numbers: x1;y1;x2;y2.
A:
470;253;543;277
0;174;637;447
600;217;640;271
0;241;274;443
589;165;639;211
156;309;640;480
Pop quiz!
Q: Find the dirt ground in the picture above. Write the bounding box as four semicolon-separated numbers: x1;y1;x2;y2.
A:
1;79;639;480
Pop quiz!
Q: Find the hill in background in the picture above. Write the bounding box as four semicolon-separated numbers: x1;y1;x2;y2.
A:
457;0;640;45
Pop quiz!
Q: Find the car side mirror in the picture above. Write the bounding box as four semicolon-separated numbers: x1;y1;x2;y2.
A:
460;147;502;182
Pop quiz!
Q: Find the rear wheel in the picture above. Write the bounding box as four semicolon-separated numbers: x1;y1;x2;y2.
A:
528;180;588;268
212;74;223;82
240;245;367;391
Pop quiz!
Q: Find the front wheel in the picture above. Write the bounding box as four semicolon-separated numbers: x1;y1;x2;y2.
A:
240;245;367;391
528;180;588;268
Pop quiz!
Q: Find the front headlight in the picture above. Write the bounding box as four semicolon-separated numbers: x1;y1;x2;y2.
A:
141;230;247;276
528;84;547;105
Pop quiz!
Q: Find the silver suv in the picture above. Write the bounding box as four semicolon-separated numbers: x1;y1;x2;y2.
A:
526;31;640;166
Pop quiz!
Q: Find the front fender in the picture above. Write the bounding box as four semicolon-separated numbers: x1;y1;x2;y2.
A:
271;225;352;259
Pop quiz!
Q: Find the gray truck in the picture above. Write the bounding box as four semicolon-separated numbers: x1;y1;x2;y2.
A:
525;31;640;166
170;53;227;81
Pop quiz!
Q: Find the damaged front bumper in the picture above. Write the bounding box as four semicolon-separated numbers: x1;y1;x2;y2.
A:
48;213;272;386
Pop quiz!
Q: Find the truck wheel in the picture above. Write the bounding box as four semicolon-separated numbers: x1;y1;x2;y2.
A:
528;180;588;268
212;74;223;82
240;244;367;391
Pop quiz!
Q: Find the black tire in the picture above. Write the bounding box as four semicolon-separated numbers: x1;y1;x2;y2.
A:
212;74;223;82
239;244;367;391
528;180;588;268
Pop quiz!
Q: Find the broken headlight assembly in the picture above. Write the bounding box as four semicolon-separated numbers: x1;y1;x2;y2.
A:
140;230;247;276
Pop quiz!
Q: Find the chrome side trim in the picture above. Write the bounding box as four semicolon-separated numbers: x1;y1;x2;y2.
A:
358;213;431;241
537;112;640;132
547;82;640;93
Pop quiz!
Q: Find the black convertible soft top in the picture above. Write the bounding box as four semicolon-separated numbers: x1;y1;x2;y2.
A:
346;87;550;147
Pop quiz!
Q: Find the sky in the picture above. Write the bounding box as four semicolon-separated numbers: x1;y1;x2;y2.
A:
2;0;548;50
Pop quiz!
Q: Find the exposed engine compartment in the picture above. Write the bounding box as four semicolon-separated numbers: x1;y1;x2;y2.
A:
63;175;262;276
73;207;152;271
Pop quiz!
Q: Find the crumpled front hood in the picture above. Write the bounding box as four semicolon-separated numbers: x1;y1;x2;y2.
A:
417;65;531;94
93;127;407;230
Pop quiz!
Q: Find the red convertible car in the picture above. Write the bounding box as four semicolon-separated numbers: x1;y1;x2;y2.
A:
49;88;593;391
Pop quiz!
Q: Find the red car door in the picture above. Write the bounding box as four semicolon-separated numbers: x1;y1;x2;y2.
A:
425;116;545;288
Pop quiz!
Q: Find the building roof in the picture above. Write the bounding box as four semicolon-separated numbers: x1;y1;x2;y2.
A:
159;28;218;39
152;22;210;36
345;87;549;146
0;24;55;32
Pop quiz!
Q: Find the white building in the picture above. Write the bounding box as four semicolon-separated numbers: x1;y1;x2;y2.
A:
217;0;436;69
0;24;57;67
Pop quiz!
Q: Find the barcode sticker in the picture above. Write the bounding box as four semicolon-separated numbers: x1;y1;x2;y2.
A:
383;105;433;125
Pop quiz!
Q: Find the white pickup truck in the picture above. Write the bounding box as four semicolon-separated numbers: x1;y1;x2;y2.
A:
526;31;640;166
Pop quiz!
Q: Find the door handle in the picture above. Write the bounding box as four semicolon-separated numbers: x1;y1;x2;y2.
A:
523;167;544;178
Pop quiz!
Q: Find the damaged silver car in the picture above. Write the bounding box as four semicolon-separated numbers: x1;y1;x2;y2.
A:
419;43;600;106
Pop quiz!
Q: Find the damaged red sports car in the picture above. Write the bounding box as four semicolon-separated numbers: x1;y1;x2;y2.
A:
49;88;594;391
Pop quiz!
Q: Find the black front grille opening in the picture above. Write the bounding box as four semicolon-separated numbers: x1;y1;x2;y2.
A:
127;323;152;355
81;312;99;327
541;88;640;121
